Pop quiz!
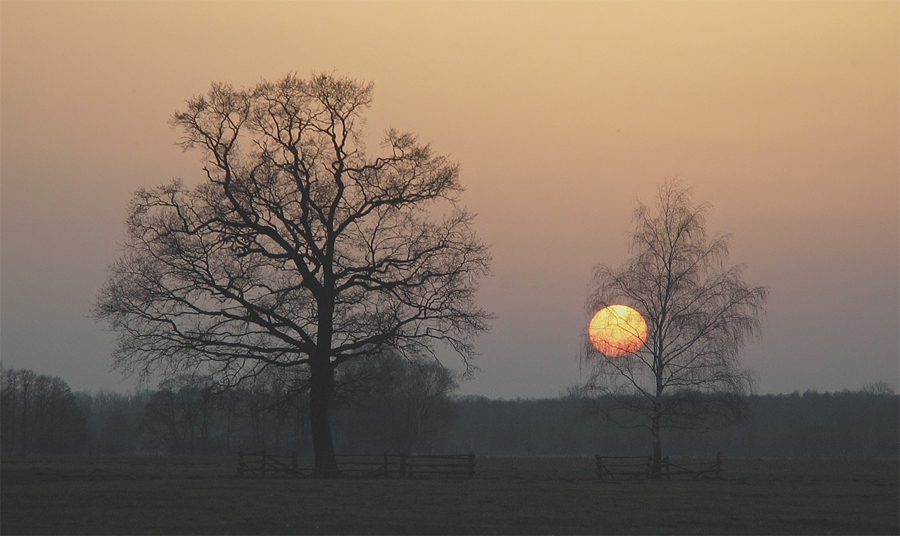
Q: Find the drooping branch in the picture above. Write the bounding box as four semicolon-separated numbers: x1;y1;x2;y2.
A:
582;180;767;440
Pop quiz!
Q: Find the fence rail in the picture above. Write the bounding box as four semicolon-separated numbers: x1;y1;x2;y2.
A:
237;451;475;479
595;452;723;480
238;451;302;478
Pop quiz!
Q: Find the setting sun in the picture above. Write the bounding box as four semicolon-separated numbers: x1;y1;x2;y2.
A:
588;305;648;357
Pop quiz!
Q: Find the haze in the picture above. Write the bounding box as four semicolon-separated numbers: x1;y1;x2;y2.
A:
1;1;897;398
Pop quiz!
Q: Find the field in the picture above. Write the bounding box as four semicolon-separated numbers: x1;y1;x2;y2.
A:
2;455;897;535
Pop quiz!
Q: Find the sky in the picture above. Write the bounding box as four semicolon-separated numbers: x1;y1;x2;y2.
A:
1;1;897;399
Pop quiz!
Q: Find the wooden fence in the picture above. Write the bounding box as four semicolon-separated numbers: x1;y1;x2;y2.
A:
237;451;475;479
595;452;723;480
238;451;302;478
335;453;476;479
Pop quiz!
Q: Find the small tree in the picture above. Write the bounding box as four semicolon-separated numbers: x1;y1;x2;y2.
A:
337;351;459;454
0;368;89;455
141;375;220;455
582;180;768;475
94;73;491;475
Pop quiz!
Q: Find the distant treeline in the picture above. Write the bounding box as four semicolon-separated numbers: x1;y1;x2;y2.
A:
1;366;897;458
441;393;899;458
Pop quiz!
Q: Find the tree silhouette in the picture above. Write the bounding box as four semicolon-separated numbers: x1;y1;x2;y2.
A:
141;375;220;455
94;73;491;475
337;351;459;454
0;367;89;454
581;180;768;476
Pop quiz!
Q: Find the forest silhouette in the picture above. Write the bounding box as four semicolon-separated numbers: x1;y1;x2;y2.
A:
2;367;896;459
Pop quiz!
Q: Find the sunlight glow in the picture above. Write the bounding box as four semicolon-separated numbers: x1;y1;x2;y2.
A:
588;305;648;358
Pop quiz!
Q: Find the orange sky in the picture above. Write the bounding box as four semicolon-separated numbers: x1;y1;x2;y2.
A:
2;1;897;397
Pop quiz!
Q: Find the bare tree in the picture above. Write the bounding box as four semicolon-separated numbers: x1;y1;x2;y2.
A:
236;367;309;453
337;351;459;454
94;73;491;475
0;367;89;455
141;374;220;455
582;180;768;475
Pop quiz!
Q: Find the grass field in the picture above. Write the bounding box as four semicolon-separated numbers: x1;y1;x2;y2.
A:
2;455;897;534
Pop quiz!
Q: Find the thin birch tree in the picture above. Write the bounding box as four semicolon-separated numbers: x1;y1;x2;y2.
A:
583;180;768;475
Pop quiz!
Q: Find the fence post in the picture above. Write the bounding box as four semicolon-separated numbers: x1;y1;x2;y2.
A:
646;455;653;479
664;456;670;480
595;455;603;480
715;451;722;479
400;452;407;479
261;450;266;478
238;452;244;477
467;452;475;479
292;451;298;475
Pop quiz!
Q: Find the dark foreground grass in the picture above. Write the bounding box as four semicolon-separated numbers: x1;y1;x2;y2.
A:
2;455;897;535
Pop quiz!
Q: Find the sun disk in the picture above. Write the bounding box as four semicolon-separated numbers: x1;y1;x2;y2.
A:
588;305;648;357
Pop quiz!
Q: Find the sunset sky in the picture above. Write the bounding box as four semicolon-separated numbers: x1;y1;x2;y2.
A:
2;1;897;398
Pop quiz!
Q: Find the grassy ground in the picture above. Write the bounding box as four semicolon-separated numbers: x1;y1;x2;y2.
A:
1;455;897;534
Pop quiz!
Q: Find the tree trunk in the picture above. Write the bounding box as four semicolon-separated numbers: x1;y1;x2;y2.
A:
650;408;663;479
651;355;664;479
309;357;340;476
651;437;663;479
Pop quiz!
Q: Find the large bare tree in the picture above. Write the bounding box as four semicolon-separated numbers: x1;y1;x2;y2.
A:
94;73;491;475
582;180;768;475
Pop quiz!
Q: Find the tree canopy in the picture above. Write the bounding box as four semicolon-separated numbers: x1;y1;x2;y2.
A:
95;73;492;473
